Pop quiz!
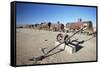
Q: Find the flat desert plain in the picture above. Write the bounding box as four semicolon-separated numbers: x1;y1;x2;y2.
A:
16;28;97;65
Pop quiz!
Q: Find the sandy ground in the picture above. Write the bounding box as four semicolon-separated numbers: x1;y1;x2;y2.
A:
16;28;97;65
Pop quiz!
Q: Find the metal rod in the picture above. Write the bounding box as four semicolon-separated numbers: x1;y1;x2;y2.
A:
46;50;63;58
84;36;95;42
46;42;64;55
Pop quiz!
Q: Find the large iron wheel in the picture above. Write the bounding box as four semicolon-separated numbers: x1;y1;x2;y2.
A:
64;34;70;45
56;33;64;43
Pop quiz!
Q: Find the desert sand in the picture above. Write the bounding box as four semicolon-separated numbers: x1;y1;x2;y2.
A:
16;28;96;65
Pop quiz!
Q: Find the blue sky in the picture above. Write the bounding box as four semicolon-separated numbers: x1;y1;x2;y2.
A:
16;3;96;26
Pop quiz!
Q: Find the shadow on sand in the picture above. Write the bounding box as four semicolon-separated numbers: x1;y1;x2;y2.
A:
69;40;84;52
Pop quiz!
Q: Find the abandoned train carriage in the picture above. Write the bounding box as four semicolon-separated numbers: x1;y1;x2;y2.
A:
66;20;94;34
32;23;65;32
